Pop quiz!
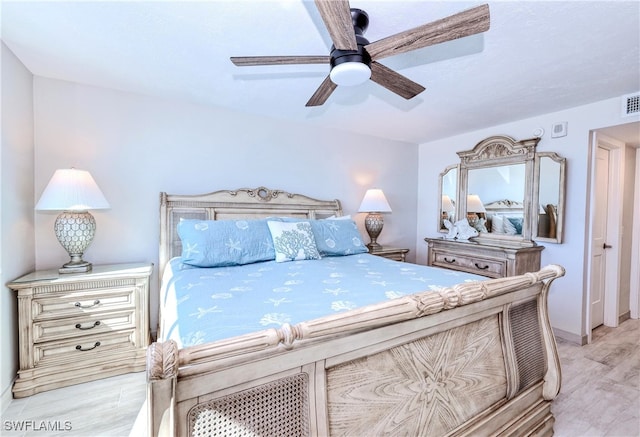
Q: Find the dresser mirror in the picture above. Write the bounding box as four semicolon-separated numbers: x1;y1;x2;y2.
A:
533;152;566;243
437;135;566;246
438;164;458;231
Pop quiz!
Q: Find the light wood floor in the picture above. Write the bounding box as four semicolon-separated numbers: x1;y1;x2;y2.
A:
2;318;638;437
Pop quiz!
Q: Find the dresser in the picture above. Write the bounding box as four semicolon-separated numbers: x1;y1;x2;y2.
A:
425;238;543;278
8;263;153;398
369;247;410;262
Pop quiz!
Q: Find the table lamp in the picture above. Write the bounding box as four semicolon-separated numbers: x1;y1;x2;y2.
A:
35;168;110;273
358;188;392;250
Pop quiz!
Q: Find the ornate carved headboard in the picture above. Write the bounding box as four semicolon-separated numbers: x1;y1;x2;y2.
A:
159;186;342;279
484;199;525;216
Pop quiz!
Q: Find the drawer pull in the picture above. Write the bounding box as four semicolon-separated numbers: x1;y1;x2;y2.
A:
75;341;101;352
74;299;101;309
444;257;456;264
75;321;101;330
474;263;490;270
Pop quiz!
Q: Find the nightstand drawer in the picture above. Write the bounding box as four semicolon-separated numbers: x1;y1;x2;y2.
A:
33;310;136;343
33;329;138;367
32;288;136;321
432;251;505;278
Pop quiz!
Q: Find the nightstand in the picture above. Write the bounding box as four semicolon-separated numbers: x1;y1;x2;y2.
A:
8;262;153;398
369;247;410;262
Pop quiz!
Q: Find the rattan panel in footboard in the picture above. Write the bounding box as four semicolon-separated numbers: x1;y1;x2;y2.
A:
188;373;310;437
510;299;545;391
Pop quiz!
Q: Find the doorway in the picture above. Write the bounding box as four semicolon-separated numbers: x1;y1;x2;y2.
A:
583;122;640;343
587;133;624;340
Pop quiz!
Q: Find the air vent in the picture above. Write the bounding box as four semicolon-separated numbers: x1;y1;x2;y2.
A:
622;92;640;117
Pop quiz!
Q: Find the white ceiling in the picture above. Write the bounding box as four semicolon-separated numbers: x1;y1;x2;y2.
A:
2;1;639;144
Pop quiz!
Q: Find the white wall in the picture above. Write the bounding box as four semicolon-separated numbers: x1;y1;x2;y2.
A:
1;43;35;409
418;97;640;342
32;77;420;336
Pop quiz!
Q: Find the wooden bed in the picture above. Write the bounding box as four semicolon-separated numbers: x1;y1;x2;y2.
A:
147;187;565;437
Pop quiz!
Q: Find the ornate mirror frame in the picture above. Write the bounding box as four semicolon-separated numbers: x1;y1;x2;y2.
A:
438;135;567;246
533;152;566;243
459;135;539;247
438;164;459;233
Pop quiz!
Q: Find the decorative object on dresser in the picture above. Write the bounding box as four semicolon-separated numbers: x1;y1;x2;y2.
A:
35;168;110;273
358;188;392;250
147;186;566;437
8;263;152;398
369;247;409;262
443;219;479;241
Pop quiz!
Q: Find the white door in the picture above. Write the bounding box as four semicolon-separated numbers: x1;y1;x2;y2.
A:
590;146;610;329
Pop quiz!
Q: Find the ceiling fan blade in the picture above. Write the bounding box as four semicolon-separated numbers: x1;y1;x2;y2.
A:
314;0;358;51
370;62;425;100
306;76;337;107
231;55;329;66
366;4;490;61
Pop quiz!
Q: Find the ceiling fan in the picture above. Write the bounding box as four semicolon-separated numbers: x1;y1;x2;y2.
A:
231;1;490;107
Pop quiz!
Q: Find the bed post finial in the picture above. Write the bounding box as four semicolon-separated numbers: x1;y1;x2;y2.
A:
147;340;178;380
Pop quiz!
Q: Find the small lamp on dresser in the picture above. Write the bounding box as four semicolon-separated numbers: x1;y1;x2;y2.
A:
358;188;392;250
35;168;110;273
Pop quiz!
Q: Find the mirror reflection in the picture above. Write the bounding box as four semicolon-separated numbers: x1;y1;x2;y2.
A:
534;153;565;242
467;164;526;235
439;166;457;231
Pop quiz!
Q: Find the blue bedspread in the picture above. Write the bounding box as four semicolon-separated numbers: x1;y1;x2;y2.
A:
160;253;483;348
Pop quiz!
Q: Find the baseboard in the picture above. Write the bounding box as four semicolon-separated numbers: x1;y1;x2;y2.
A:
618;311;631;324
1;378;15;416
552;327;587;345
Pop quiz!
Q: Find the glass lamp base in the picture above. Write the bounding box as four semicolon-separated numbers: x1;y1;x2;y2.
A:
55;211;96;274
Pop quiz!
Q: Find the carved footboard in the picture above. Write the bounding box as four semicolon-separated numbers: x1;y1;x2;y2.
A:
147;265;564;437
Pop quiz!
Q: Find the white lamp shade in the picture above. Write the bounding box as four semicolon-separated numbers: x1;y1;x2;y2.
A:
467;194;486;213
441;195;455;212
330;62;371;86
358;189;392;213
35;169;110;211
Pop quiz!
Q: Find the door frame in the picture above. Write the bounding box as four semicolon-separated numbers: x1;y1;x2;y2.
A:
585;132;625;342
631;151;640;319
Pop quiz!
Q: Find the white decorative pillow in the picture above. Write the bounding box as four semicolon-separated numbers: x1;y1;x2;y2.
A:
267;221;321;262
491;215;504;234
503;216;517;235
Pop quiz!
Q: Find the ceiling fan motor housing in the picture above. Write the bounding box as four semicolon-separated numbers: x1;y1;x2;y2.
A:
330;8;371;70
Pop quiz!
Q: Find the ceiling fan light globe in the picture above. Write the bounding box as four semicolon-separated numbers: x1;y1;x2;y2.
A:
330;62;371;86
